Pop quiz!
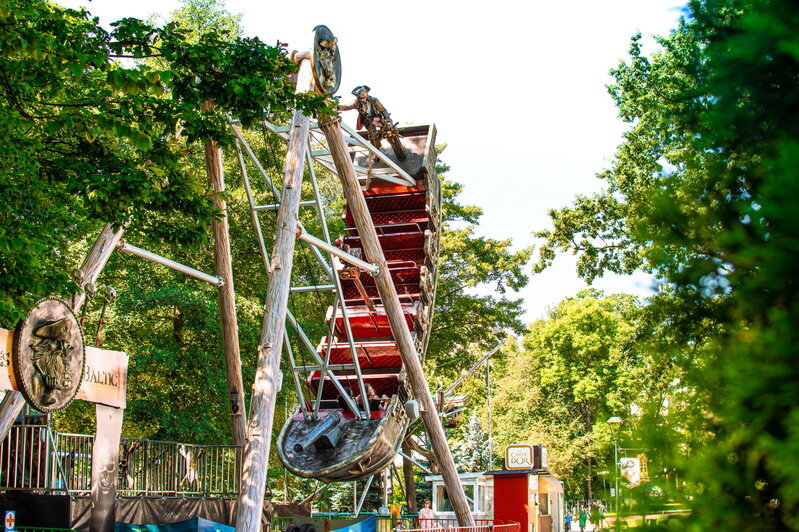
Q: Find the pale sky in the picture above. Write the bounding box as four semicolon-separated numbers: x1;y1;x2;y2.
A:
57;0;686;323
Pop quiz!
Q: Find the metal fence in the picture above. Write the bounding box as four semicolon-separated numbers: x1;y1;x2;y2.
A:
272;516;519;532
0;424;241;497
408;520;519;532
405;525;519;532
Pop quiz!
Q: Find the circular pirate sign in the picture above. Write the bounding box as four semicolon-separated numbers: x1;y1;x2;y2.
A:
13;298;85;412
311;25;341;95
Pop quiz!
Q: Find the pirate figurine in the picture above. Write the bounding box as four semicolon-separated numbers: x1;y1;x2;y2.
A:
338;85;406;160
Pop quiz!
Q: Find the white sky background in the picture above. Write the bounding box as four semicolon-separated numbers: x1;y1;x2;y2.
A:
57;0;687;324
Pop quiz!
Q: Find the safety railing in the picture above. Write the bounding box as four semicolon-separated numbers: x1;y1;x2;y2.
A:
113;438;241;496
272;517;518;532
406;520;519;532
490;524;520;532
0;424;64;492
0;424;241;497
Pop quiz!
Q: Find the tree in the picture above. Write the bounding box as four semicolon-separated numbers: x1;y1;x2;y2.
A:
534;0;799;527
490;291;648;499
0;0;328;326
452;411;493;473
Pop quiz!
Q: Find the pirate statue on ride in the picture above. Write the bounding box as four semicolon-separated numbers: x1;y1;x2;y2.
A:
338;85;406;160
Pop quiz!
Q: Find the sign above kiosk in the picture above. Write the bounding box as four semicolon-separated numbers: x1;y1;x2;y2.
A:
505;444;534;470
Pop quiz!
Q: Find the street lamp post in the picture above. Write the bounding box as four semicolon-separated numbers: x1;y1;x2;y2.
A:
607;416;623;532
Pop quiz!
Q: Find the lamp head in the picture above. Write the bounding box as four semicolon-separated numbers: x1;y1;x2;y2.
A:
607;416;623;436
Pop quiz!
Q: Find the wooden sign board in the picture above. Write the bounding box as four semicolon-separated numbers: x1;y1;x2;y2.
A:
0;329;127;409
0;329;15;392
77;347;128;409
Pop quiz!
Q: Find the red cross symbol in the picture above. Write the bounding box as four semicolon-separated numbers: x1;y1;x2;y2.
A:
4;511;14;530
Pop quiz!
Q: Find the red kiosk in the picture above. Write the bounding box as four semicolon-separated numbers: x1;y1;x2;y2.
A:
486;445;564;532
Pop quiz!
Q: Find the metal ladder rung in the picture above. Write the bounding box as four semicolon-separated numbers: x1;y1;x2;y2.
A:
254;200;318;211
246;118;381;417
290;284;336;293
293;364;359;372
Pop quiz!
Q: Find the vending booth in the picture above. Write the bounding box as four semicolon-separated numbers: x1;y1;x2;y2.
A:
425;445;564;532
485;445;564;532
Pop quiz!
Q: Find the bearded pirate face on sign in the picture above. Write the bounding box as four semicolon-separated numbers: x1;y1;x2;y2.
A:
311;25;341;95
30;318;74;406
13;298;85;412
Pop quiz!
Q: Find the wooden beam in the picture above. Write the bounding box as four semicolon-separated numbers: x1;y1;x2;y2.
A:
235;58;313;532
318;117;475;526
0;223;124;441
74;224;126;310
202;101;247;448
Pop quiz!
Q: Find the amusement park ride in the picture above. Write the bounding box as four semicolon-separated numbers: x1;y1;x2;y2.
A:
233;25;473;532
0;24;495;531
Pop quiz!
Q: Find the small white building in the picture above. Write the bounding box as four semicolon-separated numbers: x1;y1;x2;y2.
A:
425;472;494;522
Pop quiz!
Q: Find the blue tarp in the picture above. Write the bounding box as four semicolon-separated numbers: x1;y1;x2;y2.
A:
115;517;234;532
330;515;377;532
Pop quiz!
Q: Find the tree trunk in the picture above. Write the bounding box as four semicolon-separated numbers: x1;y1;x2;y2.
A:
202;101;247;448
402;440;418;513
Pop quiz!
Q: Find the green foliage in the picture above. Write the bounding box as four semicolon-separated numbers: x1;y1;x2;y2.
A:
490;291;649;498
534;0;799;528
167;0;243;40
452;411;493;472
0;0;331;325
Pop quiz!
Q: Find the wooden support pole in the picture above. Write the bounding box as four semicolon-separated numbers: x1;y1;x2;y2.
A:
319;117;476;526
74;223;126;310
202;101;247;448
0;223;124;440
89;404;124;532
235;58;313;532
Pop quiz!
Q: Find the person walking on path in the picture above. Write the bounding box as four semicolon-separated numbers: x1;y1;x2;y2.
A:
578;505;588;532
418;499;435;529
590;503;601;531
597;500;606;530
564;509;573;531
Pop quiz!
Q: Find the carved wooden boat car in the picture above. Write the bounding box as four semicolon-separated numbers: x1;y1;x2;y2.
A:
277;395;409;483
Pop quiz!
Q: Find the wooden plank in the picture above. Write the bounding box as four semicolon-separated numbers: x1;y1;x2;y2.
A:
235;57;314;532
77;347;128;409
74;223;125;309
318;117;476;526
